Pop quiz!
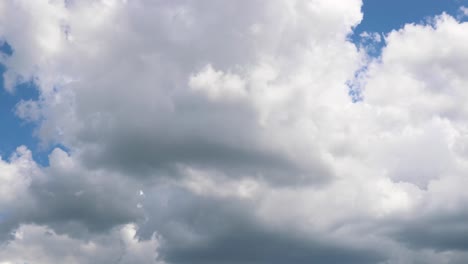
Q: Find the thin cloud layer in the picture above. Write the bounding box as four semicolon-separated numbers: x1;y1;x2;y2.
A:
1;0;468;263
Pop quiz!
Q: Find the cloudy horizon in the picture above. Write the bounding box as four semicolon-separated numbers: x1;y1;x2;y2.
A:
2;0;468;263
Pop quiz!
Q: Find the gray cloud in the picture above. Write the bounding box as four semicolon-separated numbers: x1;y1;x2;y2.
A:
137;186;386;264
2;1;468;264
389;211;468;252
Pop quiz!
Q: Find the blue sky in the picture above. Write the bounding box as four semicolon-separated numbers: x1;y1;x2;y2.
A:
352;0;468;58
0;42;40;160
356;0;467;35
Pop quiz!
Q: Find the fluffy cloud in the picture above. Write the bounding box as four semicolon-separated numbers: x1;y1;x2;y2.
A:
0;223;163;264
2;0;468;263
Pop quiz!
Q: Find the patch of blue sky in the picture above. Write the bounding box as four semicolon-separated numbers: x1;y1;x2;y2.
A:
354;0;468;38
0;41;12;56
347;0;468;102
0;42;50;165
352;0;468;53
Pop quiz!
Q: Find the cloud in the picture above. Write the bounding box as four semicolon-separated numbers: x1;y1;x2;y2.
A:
0;146;39;241
0;223;163;264
459;6;468;18
0;147;147;244
2;0;468;263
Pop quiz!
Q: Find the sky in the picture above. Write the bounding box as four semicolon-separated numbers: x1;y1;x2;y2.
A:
1;0;468;263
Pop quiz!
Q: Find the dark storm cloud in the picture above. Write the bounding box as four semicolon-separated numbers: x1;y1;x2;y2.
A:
390;211;468;251
0;149;144;241
137;186;385;264
75;93;333;186
26;169;142;235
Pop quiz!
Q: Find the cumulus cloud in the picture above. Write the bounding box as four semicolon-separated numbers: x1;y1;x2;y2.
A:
1;0;468;263
0;223;163;264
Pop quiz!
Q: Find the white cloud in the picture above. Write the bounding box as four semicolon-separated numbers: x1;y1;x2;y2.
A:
0;146;37;206
0;223;163;264
360;31;382;43
460;6;468;18
189;64;247;100
2;1;468;263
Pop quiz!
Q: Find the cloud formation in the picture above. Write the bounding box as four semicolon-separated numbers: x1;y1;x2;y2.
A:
2;0;468;263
